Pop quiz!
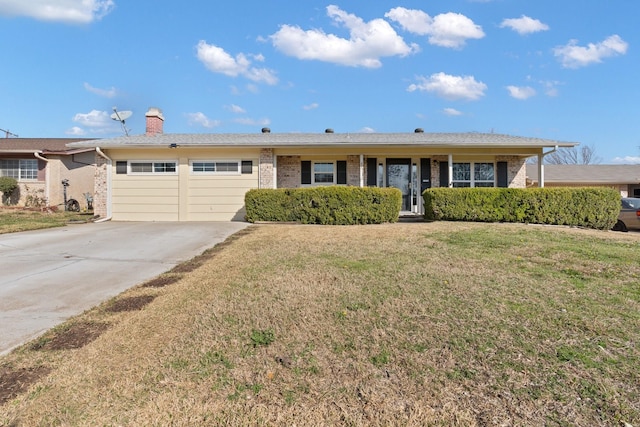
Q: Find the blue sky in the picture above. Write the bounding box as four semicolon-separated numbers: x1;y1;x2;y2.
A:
0;0;638;163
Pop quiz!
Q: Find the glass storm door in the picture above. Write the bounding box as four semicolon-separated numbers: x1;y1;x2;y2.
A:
386;159;411;211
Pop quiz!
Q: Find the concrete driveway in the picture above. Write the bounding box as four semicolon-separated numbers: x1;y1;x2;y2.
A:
0;221;249;355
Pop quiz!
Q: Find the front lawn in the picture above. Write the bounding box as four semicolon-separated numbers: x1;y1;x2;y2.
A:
1;222;639;426
0;208;95;234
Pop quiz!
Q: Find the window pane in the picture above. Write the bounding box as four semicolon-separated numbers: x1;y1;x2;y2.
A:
452;182;471;188
154;162;176;173
216;162;238;172
474;163;494;181
131;162;153;173
0;160;19;178
452;163;470;181
20;159;38;180
193;162;215;172
313;162;334;183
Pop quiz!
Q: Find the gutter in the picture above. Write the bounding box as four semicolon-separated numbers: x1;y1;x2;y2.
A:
33;151;51;204
94;147;112;222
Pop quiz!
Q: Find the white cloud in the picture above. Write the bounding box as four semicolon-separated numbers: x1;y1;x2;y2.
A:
70;109;120;135
225;104;246;114
234;117;271;126
408;72;487;101
554;35;628;69
359;127;375;133
611;156;640;164
84;82;117;98
0;0;114;24
540;80;561;97
385;7;484;49
185;112;221;129
500;15;549;35
506;85;536;100
72;109;111;127
196;41;278;85
270;5;418;68
443;108;463;116
65;126;86;136
303;103;319;111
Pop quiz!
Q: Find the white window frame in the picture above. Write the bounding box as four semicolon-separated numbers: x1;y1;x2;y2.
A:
452;162;495;188
189;160;241;175
128;160;178;175
0;159;38;181
312;161;335;185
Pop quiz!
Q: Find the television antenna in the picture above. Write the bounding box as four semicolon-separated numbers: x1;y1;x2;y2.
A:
110;107;132;136
0;128;19;138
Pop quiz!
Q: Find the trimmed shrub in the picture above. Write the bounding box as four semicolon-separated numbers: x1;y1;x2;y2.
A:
0;177;18;205
424;187;620;230
245;186;402;225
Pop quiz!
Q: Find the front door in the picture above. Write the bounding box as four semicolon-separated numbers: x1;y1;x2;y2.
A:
386;158;411;211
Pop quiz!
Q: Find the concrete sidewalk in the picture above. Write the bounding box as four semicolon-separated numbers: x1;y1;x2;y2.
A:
0;221;249;355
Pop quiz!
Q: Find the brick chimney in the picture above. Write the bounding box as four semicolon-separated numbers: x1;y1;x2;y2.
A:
145;107;164;136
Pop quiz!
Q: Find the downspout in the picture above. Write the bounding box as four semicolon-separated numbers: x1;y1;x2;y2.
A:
33;151;50;205
538;145;558;188
95;147;112;222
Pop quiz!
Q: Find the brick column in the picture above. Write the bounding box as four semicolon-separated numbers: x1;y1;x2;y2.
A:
259;148;274;189
93;152;108;218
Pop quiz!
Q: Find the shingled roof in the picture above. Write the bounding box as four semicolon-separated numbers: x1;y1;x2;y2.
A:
526;164;640;184
0;138;95;154
66;132;578;150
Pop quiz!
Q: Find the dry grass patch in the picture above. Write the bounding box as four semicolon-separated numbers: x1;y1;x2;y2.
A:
0;208;94;234
1;223;639;426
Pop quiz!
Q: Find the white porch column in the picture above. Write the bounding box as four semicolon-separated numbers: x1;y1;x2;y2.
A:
359;154;364;187
538;155;544;188
448;154;453;188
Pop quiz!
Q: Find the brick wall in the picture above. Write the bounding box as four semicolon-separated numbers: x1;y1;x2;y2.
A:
497;156;526;188
347;155;360;186
277;156;301;188
259;148;274;189
93;153;108;218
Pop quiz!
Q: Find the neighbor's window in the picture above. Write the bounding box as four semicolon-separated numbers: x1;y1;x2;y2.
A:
452;162;495;188
190;160;240;174
129;161;177;174
0;159;38;180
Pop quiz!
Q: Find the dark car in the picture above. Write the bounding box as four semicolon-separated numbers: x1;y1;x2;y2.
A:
612;197;640;232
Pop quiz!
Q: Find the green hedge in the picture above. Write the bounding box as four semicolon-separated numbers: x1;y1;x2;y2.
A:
245;186;402;225
424;187;620;230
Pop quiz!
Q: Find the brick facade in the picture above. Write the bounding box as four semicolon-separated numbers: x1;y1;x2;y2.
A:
277;156;301;188
347;155;360;186
496;156;526;188
93;153;108;218
259;148;274;189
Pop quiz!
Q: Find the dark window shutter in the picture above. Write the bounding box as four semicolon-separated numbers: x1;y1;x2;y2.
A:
116;161;127;174
420;158;431;192
336;160;347;184
497;161;508;187
241;160;252;174
301;161;311;184
439;161;449;188
366;158;377;186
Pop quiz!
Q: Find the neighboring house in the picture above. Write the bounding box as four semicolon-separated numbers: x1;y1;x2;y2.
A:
526;164;640;197
0;138;96;209
67;107;578;222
